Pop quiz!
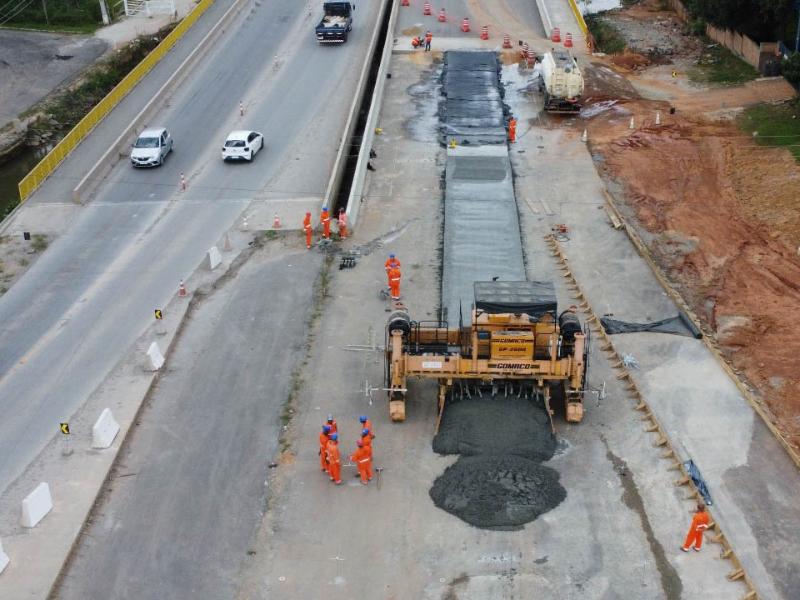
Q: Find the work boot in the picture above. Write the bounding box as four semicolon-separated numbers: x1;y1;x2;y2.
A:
692;547;701;552
680;547;689;552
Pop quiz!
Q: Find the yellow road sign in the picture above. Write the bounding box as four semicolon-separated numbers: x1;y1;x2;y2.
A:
155;309;163;320
60;423;70;435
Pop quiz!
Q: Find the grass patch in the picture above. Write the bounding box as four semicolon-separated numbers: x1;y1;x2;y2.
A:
738;99;800;161
688;43;758;85
1;21;101;34
585;15;627;55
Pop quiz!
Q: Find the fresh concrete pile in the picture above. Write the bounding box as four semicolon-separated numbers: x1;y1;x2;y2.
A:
430;396;566;530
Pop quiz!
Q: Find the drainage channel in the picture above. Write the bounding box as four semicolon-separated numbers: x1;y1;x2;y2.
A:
330;0;393;216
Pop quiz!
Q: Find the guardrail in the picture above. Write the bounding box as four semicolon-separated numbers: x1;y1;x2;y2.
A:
566;0;588;36
17;0;216;202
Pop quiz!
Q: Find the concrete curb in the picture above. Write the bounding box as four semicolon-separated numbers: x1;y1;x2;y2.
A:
323;0;392;214
535;0;554;37
344;0;399;227
72;0;250;203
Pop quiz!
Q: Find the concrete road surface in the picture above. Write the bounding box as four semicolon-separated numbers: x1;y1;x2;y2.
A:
54;243;322;599
0;0;383;496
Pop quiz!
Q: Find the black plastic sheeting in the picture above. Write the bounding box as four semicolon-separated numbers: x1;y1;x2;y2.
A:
474;281;557;318
601;315;698;338
684;459;713;505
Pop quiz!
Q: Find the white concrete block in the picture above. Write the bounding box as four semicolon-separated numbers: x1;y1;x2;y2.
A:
147;342;165;371
21;482;53;528
0;537;9;574
206;245;222;270
92;408;120;449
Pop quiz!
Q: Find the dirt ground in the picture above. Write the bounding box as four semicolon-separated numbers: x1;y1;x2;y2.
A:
579;2;800;448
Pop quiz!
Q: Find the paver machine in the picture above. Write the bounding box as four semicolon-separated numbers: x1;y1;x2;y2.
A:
384;281;589;430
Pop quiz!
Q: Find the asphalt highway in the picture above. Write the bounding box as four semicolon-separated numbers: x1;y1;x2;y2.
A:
0;0;383;495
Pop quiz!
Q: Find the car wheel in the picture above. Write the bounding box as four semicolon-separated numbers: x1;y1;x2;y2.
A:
158;154;163;166
248;151;253;161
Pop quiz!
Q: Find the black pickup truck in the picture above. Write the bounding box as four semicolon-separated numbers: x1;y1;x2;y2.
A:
315;2;354;43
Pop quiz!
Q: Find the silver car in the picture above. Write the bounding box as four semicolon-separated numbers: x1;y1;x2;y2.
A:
131;127;173;167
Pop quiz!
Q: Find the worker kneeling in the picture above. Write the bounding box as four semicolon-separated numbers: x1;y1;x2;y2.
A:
411;36;421;49
350;439;373;485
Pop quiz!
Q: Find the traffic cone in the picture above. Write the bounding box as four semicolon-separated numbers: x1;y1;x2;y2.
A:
180;172;186;191
521;42;530;61
423;2;431;15
503;33;511;49
629;117;635;130
581;129;588;142
401;0;409;5
273;213;281;229
178;280;187;297
480;25;488;40
438;8;446;22
551;27;561;42
656;111;661;125
564;32;573;48
461;17;470;32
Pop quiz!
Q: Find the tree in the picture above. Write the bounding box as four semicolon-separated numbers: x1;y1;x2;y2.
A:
782;52;800;87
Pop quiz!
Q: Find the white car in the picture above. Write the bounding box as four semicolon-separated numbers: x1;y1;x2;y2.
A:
222;130;264;162
130;127;173;167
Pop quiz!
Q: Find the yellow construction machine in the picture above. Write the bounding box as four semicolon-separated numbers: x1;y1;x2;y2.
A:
384;281;589;429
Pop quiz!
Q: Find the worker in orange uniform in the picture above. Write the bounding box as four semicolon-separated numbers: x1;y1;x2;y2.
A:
508;118;517;143
321;206;331;239
384;254;401;287
411;36;421;49
319;425;331;472
338;208;348;239
303;211;313;249
359;415;375;439
349;439;373;485
326;414;338;435
388;266;402;300
681;502;710;552
326;433;342;485
360;428;374;448
424;30;432;51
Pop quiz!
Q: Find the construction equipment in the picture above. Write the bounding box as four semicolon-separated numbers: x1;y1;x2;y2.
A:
385;281;589;428
540;49;583;113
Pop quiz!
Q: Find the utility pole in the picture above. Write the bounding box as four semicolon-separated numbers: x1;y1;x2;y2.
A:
41;0;48;24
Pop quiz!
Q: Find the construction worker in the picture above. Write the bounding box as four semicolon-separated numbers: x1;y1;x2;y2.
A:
319;425;331;472
338;209;348;239
424;30;432;51
326;414;338;434
321;206;331;239
327;433;342;485
411;36;421;49
303;211;313;249
681;502;710;552
349;439;373;485
385;254;401;287
388;265;402;300
508;118;517;143
361;428;373;447
359;415;375;439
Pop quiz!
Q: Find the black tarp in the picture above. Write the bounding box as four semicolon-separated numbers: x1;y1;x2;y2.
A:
601;315;696;338
474;281;557;318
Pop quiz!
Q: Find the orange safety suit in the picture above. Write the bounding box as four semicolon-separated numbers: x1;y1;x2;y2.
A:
508;118;517;143
388;266;402;300
338;210;348;239
327;440;342;484
321;208;331;239
682;509;710;550
326;419;338;435
411;36;421;49
424;31;432;51
350;445;373;484
360;431;373;448
319;431;330;472
303;212;313;249
385;256;401;287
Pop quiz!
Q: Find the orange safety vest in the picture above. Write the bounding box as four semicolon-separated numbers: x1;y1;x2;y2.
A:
303;214;312;232
385;257;401;271
425;32;432;43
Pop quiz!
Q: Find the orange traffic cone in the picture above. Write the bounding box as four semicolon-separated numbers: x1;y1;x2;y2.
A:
273;213;282;229
564;32;573;48
423;2;431;15
503;33;512;48
438;8;446;21
480;25;488;40
179;280;187;297
401;0;409;5
551;27;561;42
461;17;470;32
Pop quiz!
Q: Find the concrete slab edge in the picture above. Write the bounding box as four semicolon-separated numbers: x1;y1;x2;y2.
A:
323;0;392;217
534;0;554;36
344;0;399;227
602;190;800;471
0;240;248;598
72;0;250;203
545;233;757;600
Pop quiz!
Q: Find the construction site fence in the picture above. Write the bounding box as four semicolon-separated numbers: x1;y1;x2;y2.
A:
17;0;215;203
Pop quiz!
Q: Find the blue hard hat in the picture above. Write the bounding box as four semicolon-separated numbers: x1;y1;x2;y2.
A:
322;206;328;211
389;253;395;258
330;433;338;441
359;415;367;423
322;425;331;433
362;428;370;436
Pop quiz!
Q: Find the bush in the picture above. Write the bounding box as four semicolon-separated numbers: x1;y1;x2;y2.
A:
782;53;800;88
4;0;102;28
586;15;627;55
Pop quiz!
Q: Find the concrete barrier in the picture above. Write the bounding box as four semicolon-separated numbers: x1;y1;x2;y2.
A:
21;482;53;528
147;342;165;371
72;0;250;203
92;408;121;449
0;537;9;574
323;0;392;219
534;0;554;38
206;246;222;270
344;0;399;227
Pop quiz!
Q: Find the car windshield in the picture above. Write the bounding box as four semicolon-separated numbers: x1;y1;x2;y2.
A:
134;137;160;148
225;140;246;148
